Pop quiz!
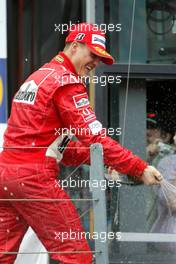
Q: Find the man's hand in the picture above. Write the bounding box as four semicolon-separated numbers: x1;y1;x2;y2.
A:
141;165;163;185
106;167;120;181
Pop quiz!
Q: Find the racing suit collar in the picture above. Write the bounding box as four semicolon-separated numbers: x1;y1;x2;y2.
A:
55;52;77;76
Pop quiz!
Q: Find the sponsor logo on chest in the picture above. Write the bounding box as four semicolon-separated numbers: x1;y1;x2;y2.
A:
14;80;38;105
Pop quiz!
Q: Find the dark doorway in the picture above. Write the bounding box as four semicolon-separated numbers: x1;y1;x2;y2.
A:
147;79;176;133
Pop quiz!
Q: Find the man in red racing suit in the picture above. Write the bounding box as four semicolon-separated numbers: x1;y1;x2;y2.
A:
0;23;162;264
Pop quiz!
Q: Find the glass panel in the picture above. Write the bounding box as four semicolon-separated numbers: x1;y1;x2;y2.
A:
146;80;176;257
107;78;176;263
60;163;94;244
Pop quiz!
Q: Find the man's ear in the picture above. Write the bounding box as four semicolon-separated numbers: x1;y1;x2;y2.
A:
71;42;79;55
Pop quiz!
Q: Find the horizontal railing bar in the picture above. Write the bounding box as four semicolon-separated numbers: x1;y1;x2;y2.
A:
0;198;98;202
120;232;176;242
0;250;101;255
1;147;90;149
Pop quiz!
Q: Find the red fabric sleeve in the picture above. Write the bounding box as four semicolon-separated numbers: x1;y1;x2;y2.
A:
54;83;148;178
62;140;90;166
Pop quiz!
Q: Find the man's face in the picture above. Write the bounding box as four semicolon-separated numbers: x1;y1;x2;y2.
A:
71;43;100;77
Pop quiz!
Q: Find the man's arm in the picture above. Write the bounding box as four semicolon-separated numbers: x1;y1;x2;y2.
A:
54;83;162;183
62;140;90;166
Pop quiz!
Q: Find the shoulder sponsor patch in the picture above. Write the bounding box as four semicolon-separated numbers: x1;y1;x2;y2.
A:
73;93;89;108
14;80;38;105
88;120;102;134
54;55;64;63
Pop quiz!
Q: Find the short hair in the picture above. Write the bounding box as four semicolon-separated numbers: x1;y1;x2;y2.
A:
63;42;85;51
63;42;72;51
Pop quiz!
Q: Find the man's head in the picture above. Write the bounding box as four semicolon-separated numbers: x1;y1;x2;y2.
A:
63;22;114;77
64;42;101;77
147;113;160;144
147;113;174;145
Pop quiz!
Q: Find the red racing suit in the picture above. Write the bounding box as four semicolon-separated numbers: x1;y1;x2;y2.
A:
0;52;147;264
